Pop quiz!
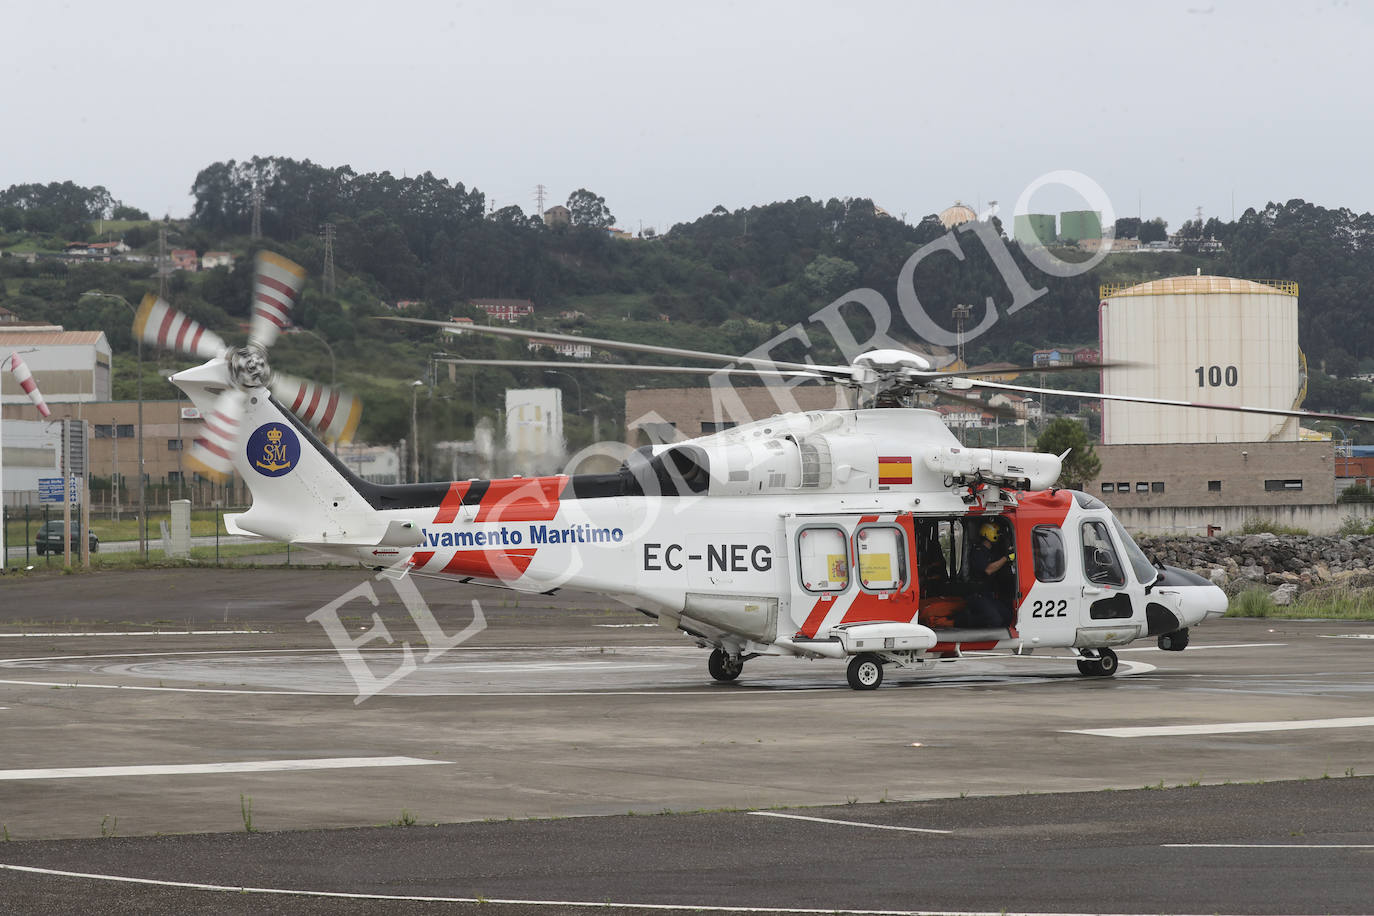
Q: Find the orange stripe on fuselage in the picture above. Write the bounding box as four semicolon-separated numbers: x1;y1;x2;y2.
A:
798;596;833;639
433;482;472;524
441;548;537;579
474;476;568;522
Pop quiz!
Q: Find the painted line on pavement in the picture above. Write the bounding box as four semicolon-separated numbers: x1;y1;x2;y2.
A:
0;863;1077;914
749;811;951;835
0;756;450;781
1120;643;1286;652
1317;634;1374;640
1163;843;1374;849
1066;716;1374;738
0;631;268;638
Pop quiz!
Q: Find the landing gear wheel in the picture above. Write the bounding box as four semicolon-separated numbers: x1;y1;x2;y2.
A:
1094;648;1119;676
1077;648;1119;677
846;653;884;690
1157;628;1190;651
707;648;743;682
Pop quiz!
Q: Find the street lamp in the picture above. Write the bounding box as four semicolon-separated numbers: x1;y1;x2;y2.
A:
81;290;145;558
410;379;425;484
292;326;335;385
542;369;583;415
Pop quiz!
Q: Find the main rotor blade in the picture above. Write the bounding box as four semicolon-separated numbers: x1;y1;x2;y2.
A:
963;378;1374;425
921;361;1134;380
434;358;824;379
383;316;852;376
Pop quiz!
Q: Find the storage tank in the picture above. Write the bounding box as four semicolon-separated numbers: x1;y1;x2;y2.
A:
1059;209;1101;242
938;202;977;230
1099;276;1302;444
1013;213;1056;246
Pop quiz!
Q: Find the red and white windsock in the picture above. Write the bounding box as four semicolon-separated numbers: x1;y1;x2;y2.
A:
4;352;51;418
249;251;307;350
133;294;227;360
271;372;362;444
185;388;245;482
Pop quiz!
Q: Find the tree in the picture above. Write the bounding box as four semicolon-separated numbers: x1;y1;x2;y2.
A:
1035;417;1101;490
1113;217;1140;239
566;188;615;229
111;204;149;220
1138;217;1168;244
801;254;859;298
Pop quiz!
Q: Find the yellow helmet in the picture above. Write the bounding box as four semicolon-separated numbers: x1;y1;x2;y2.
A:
979;522;999;542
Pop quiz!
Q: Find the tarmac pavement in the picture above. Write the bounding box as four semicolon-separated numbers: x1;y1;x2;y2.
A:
0;567;1371;914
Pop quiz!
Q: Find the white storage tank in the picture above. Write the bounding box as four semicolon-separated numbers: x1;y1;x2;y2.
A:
1099;276;1302;444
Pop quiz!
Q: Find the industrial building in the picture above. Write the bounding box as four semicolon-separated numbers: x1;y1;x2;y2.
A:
1058;209;1101;242
1013;213;1056;246
0;325;112;404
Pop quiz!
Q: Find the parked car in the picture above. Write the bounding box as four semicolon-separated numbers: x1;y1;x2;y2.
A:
35;521;99;556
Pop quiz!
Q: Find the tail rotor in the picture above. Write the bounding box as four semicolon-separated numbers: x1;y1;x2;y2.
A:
133;251;362;482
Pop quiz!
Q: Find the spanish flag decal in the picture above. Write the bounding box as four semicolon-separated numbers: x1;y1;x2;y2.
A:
878;455;913;485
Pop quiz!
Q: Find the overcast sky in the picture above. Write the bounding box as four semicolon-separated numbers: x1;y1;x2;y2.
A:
4;0;1369;233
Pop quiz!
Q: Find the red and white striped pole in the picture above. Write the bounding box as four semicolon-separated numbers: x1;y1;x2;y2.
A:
2;351;52;571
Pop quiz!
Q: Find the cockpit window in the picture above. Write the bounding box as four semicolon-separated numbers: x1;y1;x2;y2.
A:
1072;490;1107;510
1111;516;1158;587
1080;520;1126;587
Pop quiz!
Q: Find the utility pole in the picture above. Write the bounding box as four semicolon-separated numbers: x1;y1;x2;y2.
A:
533;184;547;221
112;418;119;522
952;304;973;368
321;223;336;296
410;380;424;483
157;225;169;299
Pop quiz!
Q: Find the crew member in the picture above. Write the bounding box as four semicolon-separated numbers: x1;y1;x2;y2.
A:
965;521;1014;627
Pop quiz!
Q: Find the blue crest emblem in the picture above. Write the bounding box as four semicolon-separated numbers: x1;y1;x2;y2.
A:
247;423;300;477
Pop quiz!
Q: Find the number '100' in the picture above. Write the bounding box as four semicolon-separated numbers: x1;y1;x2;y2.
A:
1195;365;1238;387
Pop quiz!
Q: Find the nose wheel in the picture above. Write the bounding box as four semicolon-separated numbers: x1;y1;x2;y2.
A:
1157;628;1190;651
707;648;743;682
1076;647;1119;677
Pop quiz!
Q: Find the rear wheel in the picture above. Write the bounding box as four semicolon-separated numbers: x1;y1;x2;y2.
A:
707;648;742;682
846;653;884;690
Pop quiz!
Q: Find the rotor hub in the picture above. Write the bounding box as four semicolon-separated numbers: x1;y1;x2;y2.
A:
228;344;272;389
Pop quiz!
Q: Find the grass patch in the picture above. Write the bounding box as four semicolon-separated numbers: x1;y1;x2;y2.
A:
3;541;294;574
1237;517;1309;536
1226;585;1374;620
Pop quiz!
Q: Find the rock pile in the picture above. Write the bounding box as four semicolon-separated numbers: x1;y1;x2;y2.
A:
1135;533;1374;603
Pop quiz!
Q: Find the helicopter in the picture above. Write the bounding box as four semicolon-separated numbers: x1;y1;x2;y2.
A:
138;254;1368;689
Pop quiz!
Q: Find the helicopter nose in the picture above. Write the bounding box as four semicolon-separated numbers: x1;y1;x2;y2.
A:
1182;583;1229;624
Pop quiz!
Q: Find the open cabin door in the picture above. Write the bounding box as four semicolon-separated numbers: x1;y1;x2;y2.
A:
783;514;919;639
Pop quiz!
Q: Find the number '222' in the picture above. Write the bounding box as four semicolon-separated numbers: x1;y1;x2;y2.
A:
1030;599;1068;618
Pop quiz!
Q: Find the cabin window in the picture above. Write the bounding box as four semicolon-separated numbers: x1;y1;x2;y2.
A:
855;524;908;592
1031;525;1066;582
797;526;850;593
1080;520;1126;588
